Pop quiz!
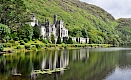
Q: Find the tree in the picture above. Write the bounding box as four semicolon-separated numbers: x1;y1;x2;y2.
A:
18;24;33;40
56;36;61;44
0;44;4;52
33;25;40;39
0;24;10;40
82;28;88;38
67;37;73;44
51;34;55;44
0;0;30;28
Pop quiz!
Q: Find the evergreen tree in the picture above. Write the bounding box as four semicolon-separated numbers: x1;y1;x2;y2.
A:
51;34;55;44
56;36;61;44
33;25;40;39
67;37;73;44
82;28;88;38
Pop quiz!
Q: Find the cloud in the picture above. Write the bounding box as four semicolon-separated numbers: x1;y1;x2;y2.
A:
80;0;131;19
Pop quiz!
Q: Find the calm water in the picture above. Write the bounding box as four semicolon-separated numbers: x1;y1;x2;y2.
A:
0;47;131;80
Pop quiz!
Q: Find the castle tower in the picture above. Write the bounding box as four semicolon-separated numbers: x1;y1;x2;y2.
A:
54;14;57;24
30;13;38;26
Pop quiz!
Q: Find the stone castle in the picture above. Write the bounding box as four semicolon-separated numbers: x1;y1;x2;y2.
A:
30;13;89;43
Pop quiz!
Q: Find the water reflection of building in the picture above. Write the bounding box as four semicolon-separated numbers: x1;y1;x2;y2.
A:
41;50;69;71
31;49;90;79
72;49;89;61
0;49;91;80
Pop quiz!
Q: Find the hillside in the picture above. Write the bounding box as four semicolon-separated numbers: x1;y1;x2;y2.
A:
117;18;131;44
23;0;119;44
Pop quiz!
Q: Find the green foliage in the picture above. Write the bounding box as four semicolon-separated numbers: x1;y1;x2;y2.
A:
56;36;61;44
9;40;15;44
33;25;40;39
22;0;120;44
35;44;43;49
82;28;88;38
18;24;33;40
0;24;10;39
24;38;29;43
16;46;22;49
10;31;19;41
19;40;25;45
25;45;31;50
51;34;55;44
64;45;68;49
32;39;35;41
3;43;12;47
41;39;48;44
67;37;73;44
14;37;19;41
0;0;30;28
117;18;131;45
0;0;126;45
0;44;4;52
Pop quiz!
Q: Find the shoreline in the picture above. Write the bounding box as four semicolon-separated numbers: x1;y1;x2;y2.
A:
0;44;113;54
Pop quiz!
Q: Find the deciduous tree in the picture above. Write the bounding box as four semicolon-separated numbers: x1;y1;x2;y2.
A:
0;24;10;40
18;24;33;40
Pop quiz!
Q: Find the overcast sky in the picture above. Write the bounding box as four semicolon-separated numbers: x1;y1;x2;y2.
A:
80;0;131;19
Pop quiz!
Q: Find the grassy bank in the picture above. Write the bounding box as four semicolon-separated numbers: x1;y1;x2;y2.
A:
1;40;112;53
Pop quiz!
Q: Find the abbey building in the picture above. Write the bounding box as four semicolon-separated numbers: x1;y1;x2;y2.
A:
30;13;89;43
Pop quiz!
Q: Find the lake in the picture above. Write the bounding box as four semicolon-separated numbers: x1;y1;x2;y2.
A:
0;47;131;80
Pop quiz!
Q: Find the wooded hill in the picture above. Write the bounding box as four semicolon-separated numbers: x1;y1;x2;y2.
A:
23;0;120;44
3;0;130;45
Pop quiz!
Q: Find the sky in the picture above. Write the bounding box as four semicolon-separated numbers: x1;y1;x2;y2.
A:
80;0;131;19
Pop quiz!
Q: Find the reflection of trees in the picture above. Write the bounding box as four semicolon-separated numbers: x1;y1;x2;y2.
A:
0;49;119;80
0;50;70;80
118;50;131;69
57;50;117;80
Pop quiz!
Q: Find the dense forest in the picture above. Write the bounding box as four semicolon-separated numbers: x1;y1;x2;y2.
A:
0;0;131;45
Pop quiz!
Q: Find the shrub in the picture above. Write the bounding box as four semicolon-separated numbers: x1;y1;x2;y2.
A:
12;43;19;46
35;44;43;49
19;40;25;45
4;43;12;47
14;37;19;41
30;45;37;51
32;39;35;41
9;40;15;43
64;45;68;49
16;46;22;49
42;39;48;44
24;38;29;43
25;45;31;50
0;44;4;52
20;42;25;45
59;47;64;50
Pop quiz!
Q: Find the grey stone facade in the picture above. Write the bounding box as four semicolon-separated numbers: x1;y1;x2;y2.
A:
30;13;89;43
30;14;68;40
